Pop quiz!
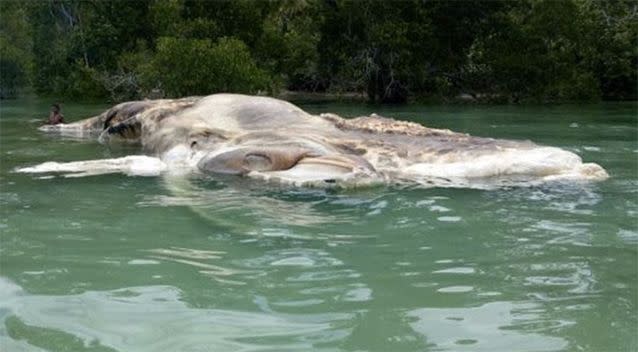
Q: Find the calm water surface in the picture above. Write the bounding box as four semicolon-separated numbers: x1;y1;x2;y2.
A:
1;97;636;351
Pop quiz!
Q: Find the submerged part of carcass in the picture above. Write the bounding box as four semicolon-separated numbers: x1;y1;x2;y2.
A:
22;94;608;189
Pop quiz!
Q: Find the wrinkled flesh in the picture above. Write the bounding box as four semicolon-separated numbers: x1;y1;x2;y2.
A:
25;94;608;188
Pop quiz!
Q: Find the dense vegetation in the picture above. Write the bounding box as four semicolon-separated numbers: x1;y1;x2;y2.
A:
1;0;636;103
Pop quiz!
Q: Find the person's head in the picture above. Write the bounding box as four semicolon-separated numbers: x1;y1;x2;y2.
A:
51;103;61;113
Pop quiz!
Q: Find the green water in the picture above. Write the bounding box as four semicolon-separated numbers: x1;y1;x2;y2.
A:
1;97;636;352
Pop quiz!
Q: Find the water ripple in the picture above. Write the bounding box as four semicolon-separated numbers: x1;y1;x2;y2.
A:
0;278;350;351
408;301;568;351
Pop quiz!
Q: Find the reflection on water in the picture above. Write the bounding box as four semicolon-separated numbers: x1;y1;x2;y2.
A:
139;174;381;238
409;302;569;351
0;275;584;352
151;175;350;228
0;278;349;352
145;246;252;285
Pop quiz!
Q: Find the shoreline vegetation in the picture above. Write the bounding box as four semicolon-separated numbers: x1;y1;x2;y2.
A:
9;88;638;108
1;0;636;104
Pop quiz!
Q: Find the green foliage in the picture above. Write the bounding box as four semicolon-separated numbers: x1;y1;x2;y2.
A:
64;62;109;99
317;0;507;102
3;0;636;102
577;0;638;100
463;0;636;102
0;1;33;98
142;37;271;97
256;0;323;90
0;43;28;99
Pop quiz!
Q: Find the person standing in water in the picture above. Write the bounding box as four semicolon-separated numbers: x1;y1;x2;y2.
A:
46;103;65;125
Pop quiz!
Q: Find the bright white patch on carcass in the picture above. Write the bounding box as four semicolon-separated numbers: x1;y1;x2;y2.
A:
403;147;608;183
249;161;384;188
16;145;608;189
38;123;96;138
161;145;203;175
15;156;167;177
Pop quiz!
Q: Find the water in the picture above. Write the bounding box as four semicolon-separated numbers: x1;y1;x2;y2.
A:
1;97;636;352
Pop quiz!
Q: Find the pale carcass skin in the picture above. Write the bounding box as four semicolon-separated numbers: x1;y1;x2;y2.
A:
26;94;608;188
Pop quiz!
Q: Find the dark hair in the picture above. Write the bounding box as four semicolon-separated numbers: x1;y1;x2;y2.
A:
51;103;61;111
